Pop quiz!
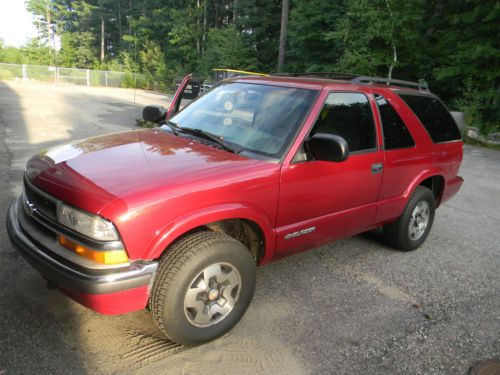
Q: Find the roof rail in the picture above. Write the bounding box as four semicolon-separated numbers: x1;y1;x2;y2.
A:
351;76;430;92
272;72;430;92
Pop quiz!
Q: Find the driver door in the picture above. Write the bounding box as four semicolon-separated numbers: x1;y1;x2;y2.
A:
166;74;192;120
275;91;384;257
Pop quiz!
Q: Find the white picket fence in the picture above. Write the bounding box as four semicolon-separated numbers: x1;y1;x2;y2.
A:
0;62;131;88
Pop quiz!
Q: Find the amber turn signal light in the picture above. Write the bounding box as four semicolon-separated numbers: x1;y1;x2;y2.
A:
58;235;129;265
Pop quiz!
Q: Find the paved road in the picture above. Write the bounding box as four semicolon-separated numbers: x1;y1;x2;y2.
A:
0;81;499;375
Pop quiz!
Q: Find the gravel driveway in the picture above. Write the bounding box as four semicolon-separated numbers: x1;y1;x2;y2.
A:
0;81;498;375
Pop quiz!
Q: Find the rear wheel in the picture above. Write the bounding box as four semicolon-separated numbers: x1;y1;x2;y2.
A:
383;186;435;251
150;231;256;346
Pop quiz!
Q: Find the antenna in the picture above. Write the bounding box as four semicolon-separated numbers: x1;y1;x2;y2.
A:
132;30;137;128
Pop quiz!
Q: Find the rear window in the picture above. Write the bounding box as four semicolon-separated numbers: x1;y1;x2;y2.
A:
398;94;461;143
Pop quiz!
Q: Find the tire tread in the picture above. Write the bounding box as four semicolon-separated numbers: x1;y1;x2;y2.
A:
150;231;242;341
383;186;435;251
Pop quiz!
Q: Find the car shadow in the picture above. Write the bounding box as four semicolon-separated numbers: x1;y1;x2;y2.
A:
0;81;89;374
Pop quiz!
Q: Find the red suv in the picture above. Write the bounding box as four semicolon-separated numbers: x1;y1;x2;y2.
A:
7;73;463;346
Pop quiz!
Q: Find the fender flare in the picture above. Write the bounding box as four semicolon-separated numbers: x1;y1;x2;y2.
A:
143;203;276;262
403;168;445;203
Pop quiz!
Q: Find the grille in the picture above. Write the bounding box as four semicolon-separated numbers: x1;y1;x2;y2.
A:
24;177;58;221
19;202;57;241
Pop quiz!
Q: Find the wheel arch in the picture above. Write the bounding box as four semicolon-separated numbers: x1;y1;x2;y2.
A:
143;203;276;264
405;170;446;207
418;175;445;207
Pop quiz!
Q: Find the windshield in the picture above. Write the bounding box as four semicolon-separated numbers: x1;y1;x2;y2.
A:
170;82;317;160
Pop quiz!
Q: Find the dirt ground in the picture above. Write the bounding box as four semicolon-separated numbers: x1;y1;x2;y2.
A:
0;80;499;375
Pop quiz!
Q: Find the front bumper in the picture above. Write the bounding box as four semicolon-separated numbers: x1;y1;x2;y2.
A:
6;200;158;314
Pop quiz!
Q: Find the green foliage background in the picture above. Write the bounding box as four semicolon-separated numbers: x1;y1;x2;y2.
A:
0;0;498;133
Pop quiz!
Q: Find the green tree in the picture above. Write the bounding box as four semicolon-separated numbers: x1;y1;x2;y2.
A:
9;0;498;135
21;39;52;65
237;0;281;71
0;43;25;64
327;0;425;78
286;0;343;72
200;26;259;75
59;31;99;68
139;40;173;90
431;0;500;131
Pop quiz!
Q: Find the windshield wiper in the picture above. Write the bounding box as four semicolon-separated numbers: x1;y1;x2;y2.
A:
178;127;241;154
163;120;180;136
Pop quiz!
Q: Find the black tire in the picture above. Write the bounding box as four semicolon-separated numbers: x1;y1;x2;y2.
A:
383;186;436;251
150;231;256;346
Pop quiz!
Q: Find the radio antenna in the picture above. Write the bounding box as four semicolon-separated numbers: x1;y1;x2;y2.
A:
133;30;137;128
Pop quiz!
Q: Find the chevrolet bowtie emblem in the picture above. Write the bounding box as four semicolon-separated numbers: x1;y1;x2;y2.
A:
25;200;37;217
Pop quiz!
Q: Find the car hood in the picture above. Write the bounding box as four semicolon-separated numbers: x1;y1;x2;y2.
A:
26;129;272;214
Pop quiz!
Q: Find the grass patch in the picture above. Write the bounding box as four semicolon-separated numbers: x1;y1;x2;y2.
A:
464;136;500;151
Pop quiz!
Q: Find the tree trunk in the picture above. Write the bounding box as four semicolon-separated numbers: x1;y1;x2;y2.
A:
277;0;289;72
203;0;207;54
53;22;58;66
37;18;41;46
385;0;396;80
214;0;219;29
129;0;132;37
425;0;444;38
197;0;201;56
388;44;397;80
46;1;51;48
128;0;132;54
233;0;239;23
100;17;105;63
493;82;500;107
118;0;122;50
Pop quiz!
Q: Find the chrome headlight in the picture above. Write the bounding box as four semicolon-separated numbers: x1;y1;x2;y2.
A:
57;203;119;241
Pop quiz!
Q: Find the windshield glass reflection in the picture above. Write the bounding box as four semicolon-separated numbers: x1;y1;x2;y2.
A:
170;83;317;159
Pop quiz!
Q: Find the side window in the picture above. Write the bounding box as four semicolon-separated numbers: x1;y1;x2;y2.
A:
375;94;415;149
312;92;376;152
398;94;461;143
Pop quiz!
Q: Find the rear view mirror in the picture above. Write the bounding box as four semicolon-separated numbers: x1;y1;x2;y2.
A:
306;133;349;162
143;105;166;123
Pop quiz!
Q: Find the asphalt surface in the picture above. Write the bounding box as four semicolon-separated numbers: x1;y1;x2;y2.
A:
0;81;499;375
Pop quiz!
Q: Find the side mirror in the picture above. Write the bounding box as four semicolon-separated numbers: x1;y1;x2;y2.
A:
142;105;166;123
306;133;349;162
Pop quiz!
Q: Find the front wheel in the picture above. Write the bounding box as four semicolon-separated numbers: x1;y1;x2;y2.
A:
383;186;436;251
150;231;256;346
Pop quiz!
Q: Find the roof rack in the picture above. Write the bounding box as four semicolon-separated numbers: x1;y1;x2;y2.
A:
271;72;360;80
271;72;430;92
351;76;430;92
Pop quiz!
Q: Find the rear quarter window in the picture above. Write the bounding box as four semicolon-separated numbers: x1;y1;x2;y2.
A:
375;94;415;150
398;94;461;143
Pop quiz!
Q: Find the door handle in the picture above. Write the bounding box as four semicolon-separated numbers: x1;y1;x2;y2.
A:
371;163;383;174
